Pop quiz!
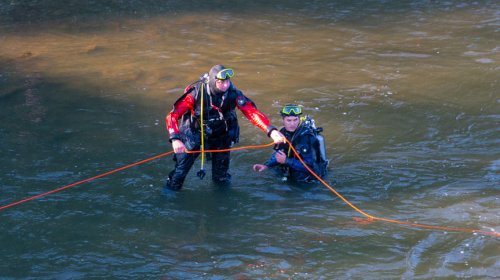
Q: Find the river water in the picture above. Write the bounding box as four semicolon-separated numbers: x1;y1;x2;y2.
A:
1;1;499;279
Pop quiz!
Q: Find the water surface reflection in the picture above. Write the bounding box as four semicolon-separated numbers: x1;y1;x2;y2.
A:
1;1;499;279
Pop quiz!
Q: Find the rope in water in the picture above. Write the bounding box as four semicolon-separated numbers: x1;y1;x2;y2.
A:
0;141;498;237
0;143;273;212
284;140;499;237
0;151;176;211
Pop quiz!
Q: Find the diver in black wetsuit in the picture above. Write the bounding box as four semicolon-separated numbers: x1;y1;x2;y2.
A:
253;104;328;183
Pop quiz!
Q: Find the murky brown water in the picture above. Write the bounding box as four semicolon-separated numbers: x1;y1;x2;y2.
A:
1;1;499;279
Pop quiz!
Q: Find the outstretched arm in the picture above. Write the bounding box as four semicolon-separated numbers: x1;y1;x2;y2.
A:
253;151;279;172
236;96;285;143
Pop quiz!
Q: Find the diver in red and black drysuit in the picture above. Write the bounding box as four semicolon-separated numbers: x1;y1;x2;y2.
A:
165;64;285;191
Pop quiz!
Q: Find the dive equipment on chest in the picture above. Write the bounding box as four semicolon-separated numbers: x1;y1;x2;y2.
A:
200;83;228;137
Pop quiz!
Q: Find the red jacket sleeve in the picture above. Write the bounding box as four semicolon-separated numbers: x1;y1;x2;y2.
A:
236;96;276;135
165;93;195;141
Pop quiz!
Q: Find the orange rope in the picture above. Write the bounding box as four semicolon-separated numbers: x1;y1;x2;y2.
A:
0;143;275;211
0;151;174;211
186;142;275;154
1;140;498;238
284;139;499;237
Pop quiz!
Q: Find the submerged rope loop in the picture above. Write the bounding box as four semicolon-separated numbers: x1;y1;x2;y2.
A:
1;140;498;237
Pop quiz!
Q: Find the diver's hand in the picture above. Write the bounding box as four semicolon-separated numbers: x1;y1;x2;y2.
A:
275;150;287;164
253;164;268;172
172;139;186;154
270;130;286;144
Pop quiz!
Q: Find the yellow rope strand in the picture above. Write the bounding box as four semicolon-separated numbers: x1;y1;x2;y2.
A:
199;83;205;171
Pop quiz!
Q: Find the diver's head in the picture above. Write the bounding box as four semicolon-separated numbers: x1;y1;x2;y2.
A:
280;104;302;132
209;64;234;94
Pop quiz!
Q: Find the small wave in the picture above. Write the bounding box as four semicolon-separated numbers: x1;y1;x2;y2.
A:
377;52;432;58
475;58;494;64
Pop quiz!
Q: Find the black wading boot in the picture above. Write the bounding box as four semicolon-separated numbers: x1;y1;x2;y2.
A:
164;175;183;191
212;173;231;186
